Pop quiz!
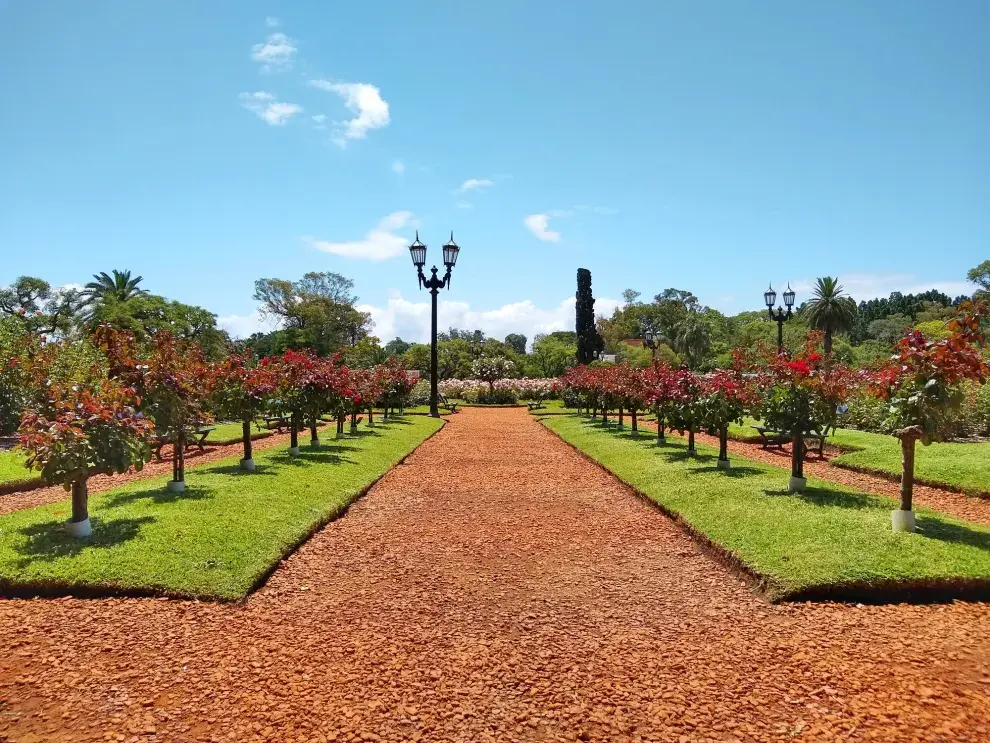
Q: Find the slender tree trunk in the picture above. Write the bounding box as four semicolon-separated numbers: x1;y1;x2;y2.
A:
631;410;638;433
657;410;666;444
242;418;253;461
791;426;804;479
601;408;608;425
368;407;375;427
174;429;186;482
900;436;916;512
310;407;319;445
290;413;299;449
824;330;833;356
688;428;695;453
350;410;358;433
719;428;728;461
71;478;88;524
618;406;624;427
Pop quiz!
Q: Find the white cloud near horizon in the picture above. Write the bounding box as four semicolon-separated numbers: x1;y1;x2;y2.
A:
218;292;621;344
391;160;405;175
251;32;296;72
239;92;303;125
309;80;390;145
457;178;494;193
524;213;561;242
789;273;974;304
265;16;280;27
304;211;414;261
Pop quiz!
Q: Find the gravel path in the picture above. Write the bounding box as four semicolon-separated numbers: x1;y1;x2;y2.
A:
1;407;989;742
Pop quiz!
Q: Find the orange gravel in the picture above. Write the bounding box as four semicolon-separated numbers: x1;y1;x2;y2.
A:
1;407;989;742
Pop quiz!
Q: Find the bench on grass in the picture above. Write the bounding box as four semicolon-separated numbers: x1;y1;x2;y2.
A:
526;401;545;411
151;426;216;461
751;424;834;459
263;415;290;432
438;394;459;413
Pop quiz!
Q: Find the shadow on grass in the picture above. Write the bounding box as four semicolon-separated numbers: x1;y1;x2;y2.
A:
103;483;217;509
688;465;763;478
918;517;990;552
15;515;155;565
267;449;359;468
762;485;877;511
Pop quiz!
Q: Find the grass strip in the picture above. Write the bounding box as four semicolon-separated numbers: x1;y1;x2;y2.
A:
542;415;990;602
0;416;443;601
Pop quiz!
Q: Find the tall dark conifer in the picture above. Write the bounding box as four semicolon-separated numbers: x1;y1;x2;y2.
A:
576;268;598;364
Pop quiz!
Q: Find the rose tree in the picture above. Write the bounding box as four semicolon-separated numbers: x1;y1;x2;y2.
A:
868;302;987;531
699;370;752;469
209;354;276;471
644;362;676;445
612;363;650;433
667;367;703;453
18;380;155;537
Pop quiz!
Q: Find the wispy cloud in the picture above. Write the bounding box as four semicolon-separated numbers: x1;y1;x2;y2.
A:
524;214;561;242
391;160;405;175
456;201;474;210
265;16;280;27
239;92;303;125
251;32;297;72
308;80;390;146
311;113;327;129
456;178;494;193
790;273;973;303
304;211;414;261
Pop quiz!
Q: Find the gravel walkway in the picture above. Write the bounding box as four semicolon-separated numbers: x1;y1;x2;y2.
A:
1;407;989;742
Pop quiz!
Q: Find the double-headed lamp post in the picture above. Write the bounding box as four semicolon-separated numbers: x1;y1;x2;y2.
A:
764;283;796;354
409;231;461;418
643;328;658;360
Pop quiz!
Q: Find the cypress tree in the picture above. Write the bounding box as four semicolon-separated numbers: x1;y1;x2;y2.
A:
576;268;598;364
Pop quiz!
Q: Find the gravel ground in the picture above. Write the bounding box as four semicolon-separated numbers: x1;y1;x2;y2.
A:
1;407;989;742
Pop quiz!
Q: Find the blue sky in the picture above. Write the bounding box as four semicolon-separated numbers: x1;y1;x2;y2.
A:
2;1;988;344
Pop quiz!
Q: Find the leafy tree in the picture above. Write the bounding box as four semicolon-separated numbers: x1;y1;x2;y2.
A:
209;353;276;469
621;288;641;307
530;335;576;377
867;314;913;345
673;314;711;369
83;270;147;303
800;277;857;354
575;268;601;364
504;333;528;355
401;343;431;375
0;276;83;336
344;337;387;369
471;355;516;394
384;338;411;356
966;260;990;297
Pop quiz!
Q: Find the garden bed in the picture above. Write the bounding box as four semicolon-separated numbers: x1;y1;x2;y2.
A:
541;415;990;603
0;416;444;601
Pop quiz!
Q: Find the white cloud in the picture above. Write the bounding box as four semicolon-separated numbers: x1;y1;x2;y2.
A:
456;178;494;193
239;91;303;125
217;310;280;339
311;113;327;129
265;16;280;27
360;293;621;345
304;211;414;261
523;213;561;242
391;160;405;175
251;32;297;72
455;201;474;210
789;273;973;303
308;79;390;145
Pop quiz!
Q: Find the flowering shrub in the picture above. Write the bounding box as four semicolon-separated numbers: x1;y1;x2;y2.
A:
699;369;754;463
209;353;276;464
18;379;155;532
437;377;556;405
471;356;516;397
667;367;704;452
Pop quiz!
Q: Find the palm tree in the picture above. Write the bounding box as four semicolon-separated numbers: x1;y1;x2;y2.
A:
673;313;711;368
83;270;147;302
801;277;857;354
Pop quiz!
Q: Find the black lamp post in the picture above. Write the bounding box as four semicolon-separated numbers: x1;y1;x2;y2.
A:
643;328;658;360
764;283;796;354
409;231;460;418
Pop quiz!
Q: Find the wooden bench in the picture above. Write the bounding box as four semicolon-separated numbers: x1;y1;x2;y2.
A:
751;424;833;459
526;401;545;411
263;416;290;432
151;426;216;460
438;394;459;413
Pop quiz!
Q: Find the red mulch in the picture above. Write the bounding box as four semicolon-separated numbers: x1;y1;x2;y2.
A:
1;408;989;742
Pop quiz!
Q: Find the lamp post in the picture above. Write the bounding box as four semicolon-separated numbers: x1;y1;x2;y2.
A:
409;231;461;418
643;328;658;361
764;283;796;354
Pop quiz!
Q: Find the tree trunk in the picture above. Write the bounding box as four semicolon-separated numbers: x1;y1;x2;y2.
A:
900;435;916;512
310;408;319;445
368;408;375;427
719;428;728;461
242;418;253;461
631;410;638;432
290;414;299;449
824;330;833;355
657;412;666;444
618;406;624;427
350;411;358;433
688;428;695;453
71;478;88;523
601;408;608;425
173;429;186;482
791;426;804;479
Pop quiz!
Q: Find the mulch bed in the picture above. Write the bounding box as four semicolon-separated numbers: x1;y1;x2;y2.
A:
1;407;989;742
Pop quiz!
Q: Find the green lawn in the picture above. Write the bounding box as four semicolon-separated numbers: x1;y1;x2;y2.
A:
542;415;990;601
527;400;575;415
0;415;443;600
725;417;990;497
0;450;37;488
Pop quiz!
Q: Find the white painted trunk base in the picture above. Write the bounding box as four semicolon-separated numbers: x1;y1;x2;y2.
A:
788;476;807;493
240;458;255;472
65;518;92;538
717;459;731;470
891;509;916;533
167;480;185;493
288;446;301;456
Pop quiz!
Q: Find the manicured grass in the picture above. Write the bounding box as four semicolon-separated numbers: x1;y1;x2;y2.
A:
527;400;575;415
542;415;990;601
0;450;37;487
0;416;443;600
726;417;990;497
